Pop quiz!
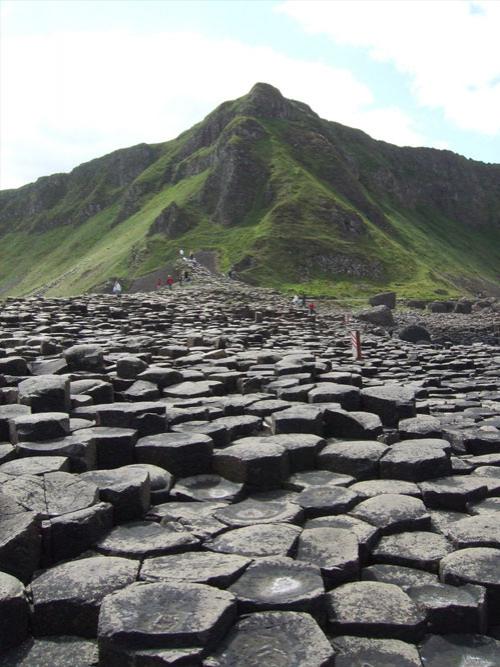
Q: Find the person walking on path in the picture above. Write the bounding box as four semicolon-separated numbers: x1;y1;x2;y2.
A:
292;294;300;307
166;275;174;290
308;301;316;316
112;280;122;296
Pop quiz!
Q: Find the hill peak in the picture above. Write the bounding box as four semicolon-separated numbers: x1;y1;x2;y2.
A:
238;82;317;121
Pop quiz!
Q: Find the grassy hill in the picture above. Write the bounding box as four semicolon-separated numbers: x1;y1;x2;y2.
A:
1;83;499;299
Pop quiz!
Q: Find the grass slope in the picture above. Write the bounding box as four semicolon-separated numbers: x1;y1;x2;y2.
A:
1;95;498;299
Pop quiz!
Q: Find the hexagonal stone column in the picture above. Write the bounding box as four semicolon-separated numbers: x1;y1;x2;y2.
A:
205;611;334;667
318;441;388;480
326;581;426;641
380;441;452;482
136;432;213;476
228;556;325;617
296;527;359;587
98;582;236;664
30;556;139;637
440;547;500;622
80;467;150;522
213;440;288;488
419;634;500;667
332;636;422;667
350;494;430;534
0;571;29;651
361;385;416;427
1;636;98;666
205;523;301;558
18;375;70;413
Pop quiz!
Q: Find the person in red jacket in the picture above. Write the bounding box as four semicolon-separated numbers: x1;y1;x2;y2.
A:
308;302;316;315
166;275;174;290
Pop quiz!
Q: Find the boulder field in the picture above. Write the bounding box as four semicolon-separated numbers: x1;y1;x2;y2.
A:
0;276;499;665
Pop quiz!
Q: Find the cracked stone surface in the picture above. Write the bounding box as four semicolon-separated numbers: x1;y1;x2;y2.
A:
0;276;498;664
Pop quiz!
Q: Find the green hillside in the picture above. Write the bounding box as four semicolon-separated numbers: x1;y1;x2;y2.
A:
1;83;499;299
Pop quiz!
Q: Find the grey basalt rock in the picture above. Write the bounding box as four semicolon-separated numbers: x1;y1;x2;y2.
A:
371;531;453;572
232;433;325;472
9;412;70;444
213;439;288;487
331;635;423;667
419;475;488;510
140;551;251;588
0;571;29;652
136;431;213;476
0;509;41;582
350;493;430;534
306;515;379;562
284;469;355;491
16;434;97;472
361;563;437;591
204;610;335;667
95;520;199;559
361;385;416;427
170;474;244;503
271;405;324;435
30;555;139;637
0;455;69;476
418;633;500;667
2;471;99;520
18;375;70;413
213;493;303;527
318;440;389;480
204;523;301;558
322;408;383;439
0;636;99;666
380;441;452;482
296;485;360;517
407;582;486;634
349;479;421;499
64;344;104;372
80;467;150;523
357;305;394;327
296;527;359;586
76;426;137;469
0;404;31;441
308;383;360;410
439;547;500;621
326;581;426;642
43;501;113;565
228;556;325;616
97;581;236;662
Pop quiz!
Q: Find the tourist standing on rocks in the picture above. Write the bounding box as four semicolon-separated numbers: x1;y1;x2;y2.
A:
292;294;300;307
308;301;316;316
166;275;174;290
112;280;122;296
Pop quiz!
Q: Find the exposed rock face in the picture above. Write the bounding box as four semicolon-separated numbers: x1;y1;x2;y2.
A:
201;117;270;226
148;202;194;238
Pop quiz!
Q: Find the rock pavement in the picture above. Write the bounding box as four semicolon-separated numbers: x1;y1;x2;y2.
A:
0;271;499;665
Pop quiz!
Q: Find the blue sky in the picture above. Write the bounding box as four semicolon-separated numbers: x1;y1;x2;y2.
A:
1;0;499;189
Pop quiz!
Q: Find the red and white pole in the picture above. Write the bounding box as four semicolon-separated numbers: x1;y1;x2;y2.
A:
351;330;362;360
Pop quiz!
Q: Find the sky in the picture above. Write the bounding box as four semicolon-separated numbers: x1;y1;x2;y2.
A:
1;0;499;190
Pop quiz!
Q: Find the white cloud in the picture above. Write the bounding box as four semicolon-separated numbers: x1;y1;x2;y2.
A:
0;25;430;189
278;0;500;135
